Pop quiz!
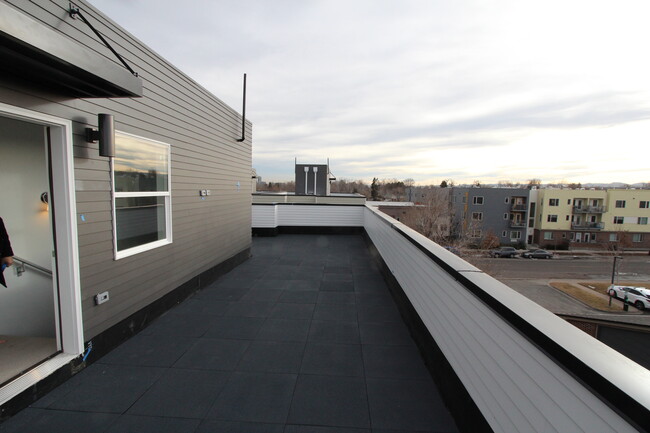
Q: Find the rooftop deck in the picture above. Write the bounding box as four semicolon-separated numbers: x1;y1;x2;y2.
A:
0;234;458;433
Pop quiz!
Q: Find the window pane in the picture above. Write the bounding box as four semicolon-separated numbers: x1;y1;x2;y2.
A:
116;197;166;251
114;134;169;192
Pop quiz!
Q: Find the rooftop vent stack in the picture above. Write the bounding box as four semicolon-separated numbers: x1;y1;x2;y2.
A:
295;160;330;196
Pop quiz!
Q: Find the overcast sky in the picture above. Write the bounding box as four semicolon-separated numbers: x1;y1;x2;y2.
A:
89;0;650;185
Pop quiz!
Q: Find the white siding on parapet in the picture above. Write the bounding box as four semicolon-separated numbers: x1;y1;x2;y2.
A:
252;204;364;228
363;205;642;433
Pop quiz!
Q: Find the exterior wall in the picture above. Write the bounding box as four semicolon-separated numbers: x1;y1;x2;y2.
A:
1;0;252;339
252;192;365;205
534;189;650;250
450;187;530;246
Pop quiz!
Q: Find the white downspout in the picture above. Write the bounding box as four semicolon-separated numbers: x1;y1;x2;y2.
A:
304;166;309;194
313;167;318;195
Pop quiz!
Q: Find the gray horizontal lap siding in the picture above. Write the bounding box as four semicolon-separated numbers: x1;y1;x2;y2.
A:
3;0;251;339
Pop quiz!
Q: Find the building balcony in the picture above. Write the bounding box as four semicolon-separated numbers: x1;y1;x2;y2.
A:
571;222;604;230
510;221;526;228
511;204;527;212
573;205;606;214
2;203;646;433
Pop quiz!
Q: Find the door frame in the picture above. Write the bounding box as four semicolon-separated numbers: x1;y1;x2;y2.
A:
0;102;83;404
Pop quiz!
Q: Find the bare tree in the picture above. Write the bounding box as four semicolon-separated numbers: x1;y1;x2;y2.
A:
400;188;451;243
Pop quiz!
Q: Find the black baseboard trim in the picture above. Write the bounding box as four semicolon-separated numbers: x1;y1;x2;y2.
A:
253;226;363;236
0;247;250;422
362;231;492;433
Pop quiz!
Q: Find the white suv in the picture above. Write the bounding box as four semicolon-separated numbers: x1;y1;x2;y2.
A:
608;285;650;311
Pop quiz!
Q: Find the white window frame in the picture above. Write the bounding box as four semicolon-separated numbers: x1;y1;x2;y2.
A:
615;200;626;208
112;131;173;260
547;214;558;223
503;213;508;220
472;212;483;221
549;198;559;206
473;196;484;205
510;231;521;240
613;216;624;225
609;233;618;242
543;232;553;240
640;201;649;209
632;233;643;243
639;217;648;225
502;230;508;237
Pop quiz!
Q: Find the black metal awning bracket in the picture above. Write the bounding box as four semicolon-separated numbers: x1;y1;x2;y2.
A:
69;3;138;77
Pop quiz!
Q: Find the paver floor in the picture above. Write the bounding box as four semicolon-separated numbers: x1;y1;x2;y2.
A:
0;234;458;433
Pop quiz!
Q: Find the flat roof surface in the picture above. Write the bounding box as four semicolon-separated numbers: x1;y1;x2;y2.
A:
2;234;458;432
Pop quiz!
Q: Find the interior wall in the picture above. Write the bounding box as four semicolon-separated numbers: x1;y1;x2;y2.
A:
0;116;56;337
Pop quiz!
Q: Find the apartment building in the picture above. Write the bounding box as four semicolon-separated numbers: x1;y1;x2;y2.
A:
534;189;650;249
450;187;530;246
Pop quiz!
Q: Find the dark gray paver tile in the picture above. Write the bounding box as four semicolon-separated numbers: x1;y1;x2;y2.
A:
309;320;360;344
204;316;265;340
357;303;402;323
128;369;230;419
359;322;414;346
301;343;364;377
251;279;293;290
366;378;458;432
224;301;276;318
279;290;319;304
144;312;216;338
362;344;430;380
195;285;249;301
270;303;315;320
241;289;284;302
317;292;356;305
207;372;297;424
323;273;354;282
106;415;201;433
47;364;164;413
285;426;369;433
237;341;305;373
168;298;232;316
287;279;322;290
256;319;311;342
196;420;284;432
174;338;250;371
0;408;118;433
97;334;194;367
320;281;355;292
313;303;358;322
288;375;370;429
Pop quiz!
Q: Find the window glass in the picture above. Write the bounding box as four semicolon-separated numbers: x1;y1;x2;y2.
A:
114;135;169;192
639;217;648;225
640;201;649;208
543;232;553;240
613;216;624;224
549;198;559;206
615;200;626;208
113;132;172;258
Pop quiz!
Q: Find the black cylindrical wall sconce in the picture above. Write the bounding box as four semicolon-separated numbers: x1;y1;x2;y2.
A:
85;113;115;157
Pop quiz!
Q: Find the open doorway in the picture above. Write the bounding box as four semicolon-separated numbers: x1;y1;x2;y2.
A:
0;116;59;385
0;105;83;403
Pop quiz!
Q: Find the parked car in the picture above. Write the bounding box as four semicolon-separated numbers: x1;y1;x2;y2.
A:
521;249;553;259
608;285;650;310
490;247;517;258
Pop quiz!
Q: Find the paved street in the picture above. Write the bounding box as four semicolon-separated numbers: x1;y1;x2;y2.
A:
466;255;650;326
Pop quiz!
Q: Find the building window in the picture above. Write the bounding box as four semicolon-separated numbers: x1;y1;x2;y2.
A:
471;229;482;238
569;232;575;240
543;232;553;240
615;200;626;208
472;212;483;221
549;198;559;206
505;197;510;204
639;217;648;225
565;215;570;221
502;230;507;237
503;213;508;220
609;233;618;242
510;231;521;240
473;196;484;205
113;132;172;259
632;234;643;243
567;199;571;205
613;216;624;224
640;201;649;209
547;214;558;222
